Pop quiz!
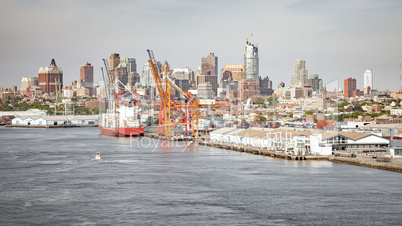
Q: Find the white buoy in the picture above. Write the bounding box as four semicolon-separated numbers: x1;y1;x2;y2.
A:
95;152;101;160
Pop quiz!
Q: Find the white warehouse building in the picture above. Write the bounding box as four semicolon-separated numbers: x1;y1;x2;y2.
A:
12;115;98;126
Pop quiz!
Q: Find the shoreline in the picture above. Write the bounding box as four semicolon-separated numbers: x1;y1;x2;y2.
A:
142;131;402;173
199;139;402;173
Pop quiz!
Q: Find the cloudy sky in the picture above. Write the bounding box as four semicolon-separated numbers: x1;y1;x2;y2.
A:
1;0;401;91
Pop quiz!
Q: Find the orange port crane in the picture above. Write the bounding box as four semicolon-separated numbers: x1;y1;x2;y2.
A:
147;49;216;137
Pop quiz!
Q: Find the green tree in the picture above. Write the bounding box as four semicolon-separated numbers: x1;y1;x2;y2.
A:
267;96;278;107
92;108;99;114
305;110;314;115
81;107;91;115
379;110;390;116
18;102;29;111
255;115;267;121
350;111;363;118
254;97;265;105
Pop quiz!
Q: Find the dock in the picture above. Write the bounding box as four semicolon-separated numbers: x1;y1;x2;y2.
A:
140;133;402;173
198;139;329;161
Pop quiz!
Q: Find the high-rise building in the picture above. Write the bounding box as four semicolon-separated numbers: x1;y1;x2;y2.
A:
21;77;38;96
194;67;201;84
109;53;120;73
115;64;128;86
222;64;244;81
364;69;373;92
172;67;192;80
141;61;160;87
196;75;218;96
127;72;140;87
80;62;94;95
307;74;323;92
290;59;308;87
201;53;218;76
197;82;215;98
244;37;259;82
38;59;63;94
259;76;273;96
344;77;357;98
171;67;192;96
120;57;137;74
161;60;170;75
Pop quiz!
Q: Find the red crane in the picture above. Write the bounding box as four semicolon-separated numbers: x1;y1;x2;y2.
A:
147;49;216;137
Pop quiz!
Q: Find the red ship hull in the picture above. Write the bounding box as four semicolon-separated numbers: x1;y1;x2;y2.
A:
99;124;144;137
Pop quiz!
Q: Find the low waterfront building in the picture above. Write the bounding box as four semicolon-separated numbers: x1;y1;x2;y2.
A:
11;115;98;126
321;131;389;152
210;127;390;156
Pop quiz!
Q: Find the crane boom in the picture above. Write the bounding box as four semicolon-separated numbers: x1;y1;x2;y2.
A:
147;49;218;137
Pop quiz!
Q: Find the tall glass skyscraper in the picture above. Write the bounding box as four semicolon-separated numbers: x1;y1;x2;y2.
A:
244;38;259;82
364;69;373;90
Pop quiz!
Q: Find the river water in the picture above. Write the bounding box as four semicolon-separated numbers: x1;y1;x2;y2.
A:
0;126;401;225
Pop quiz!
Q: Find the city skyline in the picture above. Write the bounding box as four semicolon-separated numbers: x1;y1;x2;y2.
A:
1;0;402;91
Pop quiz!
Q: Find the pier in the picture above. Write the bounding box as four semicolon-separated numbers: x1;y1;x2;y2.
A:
142;132;402;173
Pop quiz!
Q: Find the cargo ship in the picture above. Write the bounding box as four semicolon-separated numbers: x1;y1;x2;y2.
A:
98;60;144;137
98;102;144;136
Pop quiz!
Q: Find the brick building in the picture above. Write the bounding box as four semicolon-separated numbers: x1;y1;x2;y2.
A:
234;79;260;100
344;77;356;98
38;59;63;94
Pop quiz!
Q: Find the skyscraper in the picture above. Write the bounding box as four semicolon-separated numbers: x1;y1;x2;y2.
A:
21;77;38;96
196;74;218;96
290;59;308;87
307;74;323;92
141;61;161;87
38;59;63;94
80;62;94;95
364;69;373;91
344;77;357;98
201;53;218;76
259;76;273;96
119;57;137;74
161;60;170;75
109;53;120;73
244;37;259;82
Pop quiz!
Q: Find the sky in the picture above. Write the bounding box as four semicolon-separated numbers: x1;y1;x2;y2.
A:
1;0;402;91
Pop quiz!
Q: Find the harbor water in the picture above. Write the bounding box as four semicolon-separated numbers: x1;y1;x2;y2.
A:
0;126;401;225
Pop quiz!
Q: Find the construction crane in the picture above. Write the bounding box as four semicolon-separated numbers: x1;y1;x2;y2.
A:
246;33;253;44
147;49;217;137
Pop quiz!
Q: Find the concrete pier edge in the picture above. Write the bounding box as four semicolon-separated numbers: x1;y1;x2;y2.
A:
143;132;402;173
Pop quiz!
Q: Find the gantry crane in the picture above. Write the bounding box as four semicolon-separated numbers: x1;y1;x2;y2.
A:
147;49;217;137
